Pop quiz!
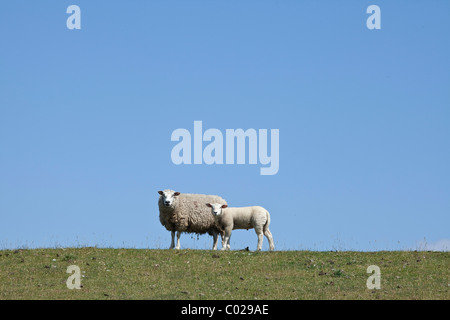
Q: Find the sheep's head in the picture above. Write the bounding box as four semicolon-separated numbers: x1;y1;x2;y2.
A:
158;190;180;207
206;203;228;217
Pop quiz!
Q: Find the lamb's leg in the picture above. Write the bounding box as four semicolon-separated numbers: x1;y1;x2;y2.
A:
255;226;264;251
219;230;231;250
222;228;232;251
221;232;226;248
170;231;175;249
264;229;275;251
175;231;181;249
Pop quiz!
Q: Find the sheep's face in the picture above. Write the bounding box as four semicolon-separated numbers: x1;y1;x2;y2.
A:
206;203;228;217
158;190;180;207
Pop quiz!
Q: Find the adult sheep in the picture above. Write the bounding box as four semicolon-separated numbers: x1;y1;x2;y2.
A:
206;203;275;251
158;189;227;250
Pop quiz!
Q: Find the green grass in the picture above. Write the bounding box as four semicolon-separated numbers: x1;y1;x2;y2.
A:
0;248;448;299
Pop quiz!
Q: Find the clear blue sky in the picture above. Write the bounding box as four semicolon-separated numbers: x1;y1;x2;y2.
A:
1;1;449;251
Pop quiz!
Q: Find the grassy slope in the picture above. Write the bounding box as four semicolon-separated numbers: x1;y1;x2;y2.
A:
0;248;448;300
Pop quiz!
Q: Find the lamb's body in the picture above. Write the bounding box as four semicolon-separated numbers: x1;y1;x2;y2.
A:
158;190;227;249
207;204;275;251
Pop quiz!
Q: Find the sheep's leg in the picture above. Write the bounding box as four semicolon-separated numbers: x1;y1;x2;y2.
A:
169;231;175;249
264;229;275;251
212;231;218;250
175;231;181;249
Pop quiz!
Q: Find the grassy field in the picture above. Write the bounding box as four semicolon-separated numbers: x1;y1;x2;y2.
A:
0;247;448;300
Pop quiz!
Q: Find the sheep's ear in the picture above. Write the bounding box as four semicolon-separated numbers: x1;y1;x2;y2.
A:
221;204;228;209
205;203;212;207
158;191;163;195
173;192;181;196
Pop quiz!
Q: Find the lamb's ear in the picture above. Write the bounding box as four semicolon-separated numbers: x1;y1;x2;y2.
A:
221;204;228;209
205;203;212;208
173;192;181;196
158;191;163;195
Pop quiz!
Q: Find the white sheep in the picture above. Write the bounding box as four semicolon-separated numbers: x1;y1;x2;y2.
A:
205;203;275;251
158;189;227;250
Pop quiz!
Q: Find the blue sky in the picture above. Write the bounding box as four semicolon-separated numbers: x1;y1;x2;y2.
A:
1;1;449;251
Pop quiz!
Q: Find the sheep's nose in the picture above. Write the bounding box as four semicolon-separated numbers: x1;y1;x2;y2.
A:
164;201;170;205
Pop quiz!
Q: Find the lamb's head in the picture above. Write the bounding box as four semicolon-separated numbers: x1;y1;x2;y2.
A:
206;203;228;217
158;189;181;208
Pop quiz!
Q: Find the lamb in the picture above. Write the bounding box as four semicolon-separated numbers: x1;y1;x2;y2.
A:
205;203;275;251
158;189;227;250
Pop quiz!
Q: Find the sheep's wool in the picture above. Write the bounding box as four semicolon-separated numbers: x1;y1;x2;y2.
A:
158;190;227;236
